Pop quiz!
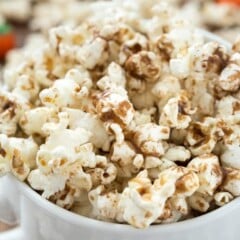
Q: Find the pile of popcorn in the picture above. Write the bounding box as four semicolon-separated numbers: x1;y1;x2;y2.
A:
1;0;240;229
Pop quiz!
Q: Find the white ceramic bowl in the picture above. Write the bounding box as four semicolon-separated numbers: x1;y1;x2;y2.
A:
0;30;238;240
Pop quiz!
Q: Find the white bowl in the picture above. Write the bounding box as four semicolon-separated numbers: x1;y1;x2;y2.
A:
0;30;238;240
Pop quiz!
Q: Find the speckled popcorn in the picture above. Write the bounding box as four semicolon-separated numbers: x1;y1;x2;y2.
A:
1;0;240;229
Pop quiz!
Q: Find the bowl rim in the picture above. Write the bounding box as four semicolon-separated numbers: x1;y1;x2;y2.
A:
10;29;238;232
13;174;240;233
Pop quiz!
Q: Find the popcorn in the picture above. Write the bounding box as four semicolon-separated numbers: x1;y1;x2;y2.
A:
152;75;181;108
187;154;223;196
89;185;121;221
0;90;29;136
40;79;85;108
159;93;195;129
20;107;58;137
214;192;233;207
64;108;111;151
97;62;126;91
2;0;240;229
94;88;134;127
52;185;81;210
119;33;149;64
216;96;240;117
76;37;109;70
222;167;240;196
221;145;240;169
0;134;38;180
218;63;240;92
191;42;229;75
164;145;191;162
125;51;161;83
111;141;136;167
119;170;164;228
188;192;212;213
36;127;92;173
133;123;170;157
186;121;217;156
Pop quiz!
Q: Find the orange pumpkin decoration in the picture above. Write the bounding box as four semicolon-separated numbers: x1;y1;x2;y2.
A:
0;24;15;59
216;0;240;6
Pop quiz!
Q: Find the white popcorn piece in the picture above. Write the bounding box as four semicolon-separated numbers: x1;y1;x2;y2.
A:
40;78;85;108
12;75;40;102
119;170;164;229
131;108;156;127
144;156;162;169
174;170;199;197
147;157;177;180
221;145;240;170
54;185;82;210
36;127;92;173
159;93;195;129
170;197;189;215
133;123;170;157
214;192;233;207
186;121;217;156
191;42;229;74
20;107;58;137
222;167;240;197
152;75;181;108
89;185;121;221
0;134;38;180
97;62;126;91
95;88;134;127
76;37;109;70
188;192;212;213
0;90;29;136
86;162;117;187
64;108;111;151
111;141;136;167
125;51;161;83
28;169;67;199
216;96;240;117
188;154;223;196
202;2;240;28
119;33;149;64
164;145;191;162
219;63;240;92
65;67;92;89
170;56;190;79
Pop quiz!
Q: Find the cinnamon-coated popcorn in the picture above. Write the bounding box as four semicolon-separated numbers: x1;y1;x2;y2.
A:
0;134;38;181
159;93;195;129
188;154;223;196
2;0;240;229
222;168;240;196
20;107;58;137
89;185;121;221
188;192;212;213
133;123;170;157
164;145;191;162
214;192;233;207
0;90;30;136
219;63;240;92
125;51;161;83
221;145;240;170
